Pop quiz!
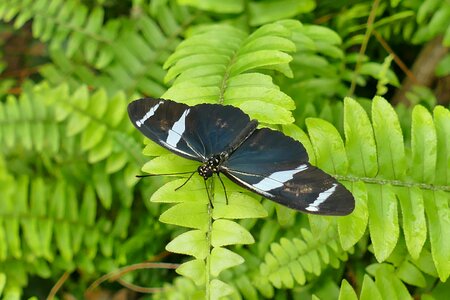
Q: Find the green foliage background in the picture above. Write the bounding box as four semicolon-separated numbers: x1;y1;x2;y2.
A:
0;0;449;299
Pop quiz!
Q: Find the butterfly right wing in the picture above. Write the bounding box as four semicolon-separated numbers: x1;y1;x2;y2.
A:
221;128;354;215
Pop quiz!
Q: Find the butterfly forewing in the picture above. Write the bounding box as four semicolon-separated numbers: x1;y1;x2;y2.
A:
222;128;354;215
128;98;202;160
128;98;255;160
188;104;253;157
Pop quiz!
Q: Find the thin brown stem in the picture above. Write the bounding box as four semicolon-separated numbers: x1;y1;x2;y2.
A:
86;262;179;295
348;0;381;96
117;278;165;293
47;272;70;300
372;29;417;84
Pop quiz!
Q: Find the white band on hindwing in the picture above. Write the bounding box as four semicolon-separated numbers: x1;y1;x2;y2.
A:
305;183;338;212
252;164;308;191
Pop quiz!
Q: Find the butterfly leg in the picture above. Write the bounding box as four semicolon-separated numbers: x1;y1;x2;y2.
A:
174;171;197;191
217;173;229;205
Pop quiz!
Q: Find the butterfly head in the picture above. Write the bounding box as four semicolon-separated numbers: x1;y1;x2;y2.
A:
198;154;223;179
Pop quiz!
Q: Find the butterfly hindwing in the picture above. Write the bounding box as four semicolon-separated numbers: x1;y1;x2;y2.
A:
223;128;309;175
222;128;354;215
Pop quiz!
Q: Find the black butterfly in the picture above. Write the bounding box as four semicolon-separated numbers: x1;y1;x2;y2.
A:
128;98;354;216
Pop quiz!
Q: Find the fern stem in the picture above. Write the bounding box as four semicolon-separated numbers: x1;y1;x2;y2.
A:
335;175;450;192
218;52;239;104
205;178;215;299
348;0;381;96
48;271;70;300
372;29;417;84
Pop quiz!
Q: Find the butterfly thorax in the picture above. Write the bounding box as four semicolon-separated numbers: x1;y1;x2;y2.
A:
198;153;227;179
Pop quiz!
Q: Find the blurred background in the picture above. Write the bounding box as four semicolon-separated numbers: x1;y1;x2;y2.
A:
0;0;449;299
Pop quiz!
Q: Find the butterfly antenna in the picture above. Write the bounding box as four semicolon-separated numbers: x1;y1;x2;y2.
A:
204;179;214;208
217;173;229;205
174;171;197;191
136;171;195;178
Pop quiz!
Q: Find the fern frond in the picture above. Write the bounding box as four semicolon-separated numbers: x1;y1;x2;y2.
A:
339;264;413;300
372;238;436;289
138;21;303;296
413;0;450;45
331;2;416;45
0;81;145;210
148;171;267;297
163;21;298;125
0;93;59;153
306;96;450;281
0;163;135;295
257;96;448;293
37;83;142;169
285;21;400;126
0;0;104;59
258;224;350;290
0;0;194;97
139;29;295;289
282;23;347;107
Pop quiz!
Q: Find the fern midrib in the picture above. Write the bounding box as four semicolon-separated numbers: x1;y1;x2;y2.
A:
0;117;54;126
0;212;102;232
205;178;214;299
335;175;450;192
217;50;239;105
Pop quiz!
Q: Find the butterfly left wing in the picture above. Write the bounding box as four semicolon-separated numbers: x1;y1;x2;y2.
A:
221;128;354;215
128;98;257;160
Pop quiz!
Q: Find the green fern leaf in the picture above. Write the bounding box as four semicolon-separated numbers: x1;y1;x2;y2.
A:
176;259;206;286
338;279;358;300
359;274;383;300
337;181;369;250
179;0;243;13
248;0;315;26
210;278;235;298
210;247;244;277
160;202;209;230
372;96;407;179
166;230;209;259
211;220;255;247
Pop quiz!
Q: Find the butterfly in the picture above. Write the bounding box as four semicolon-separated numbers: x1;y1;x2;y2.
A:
128;98;354;216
